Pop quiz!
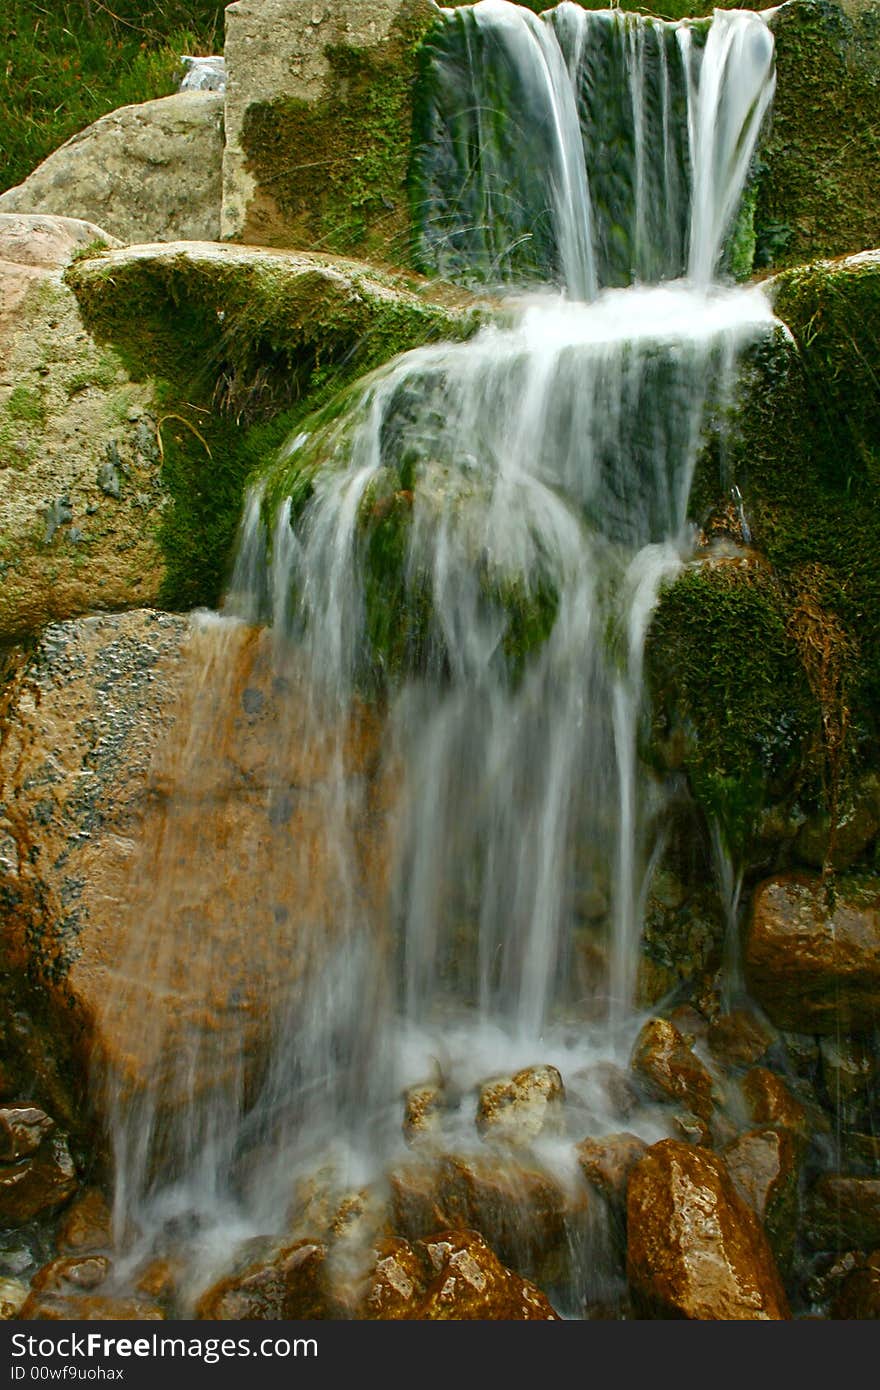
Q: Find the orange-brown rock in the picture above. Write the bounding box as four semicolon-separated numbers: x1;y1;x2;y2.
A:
389;1160;450;1241
55;1188;112;1253
627;1139;790;1319
414;1231;560;1320
630;1018;717;1121
576;1133;647;1208
361;1237;428;1319
722;1127;800;1271
745;876;880;1033
19;1293;163;1320
0;1135;76;1225
741;1066;812;1146
0;1105;54;1161
831;1253;880;1319
707;1010;776;1069
30;1255;111;1293
805;1175;880;1252
0;612;391;1132
195;1239;330;1320
403;1083;444;1147
476;1065;565;1147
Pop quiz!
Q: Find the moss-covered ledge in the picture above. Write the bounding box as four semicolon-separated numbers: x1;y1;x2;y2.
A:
65;240;485;610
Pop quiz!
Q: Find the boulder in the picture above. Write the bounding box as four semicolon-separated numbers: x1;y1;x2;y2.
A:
0;94;224;245
0;1134;77;1226
222;0;435;258
627;1140;790;1320
361;1236;428;1319
721;1127;800;1271
0;214;165;640
745;876;880;1033
740;1066;813;1147
55;1188;113;1253
413;1230;559;1320
805;1175;880;1252
0;610;390;1131
630;1018;717;1121
0;1105;55;1161
476;1065;565;1147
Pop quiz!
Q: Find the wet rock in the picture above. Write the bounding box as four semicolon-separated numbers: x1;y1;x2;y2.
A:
630;1018;716;1121
671;1111;712;1146
818;1036;876;1129
831;1253;880;1319
0;94;224;243
403;1083;444;1147
576;1133;647;1209
667;1003;710;1046
795;773;880;872
360;1237;428;1319
19;1293;164;1320
745;875;880;1033
0;1278;28;1318
476;1065;564;1146
805;1176;880;1252
722;1128;800;1272
0;1105;55;1161
196;1239;330;1320
0;1135;76;1226
30;1255;111;1293
741;1066;812;1147
627;1139;790;1319
133;1258;178;1307
389;1161;450;1242
571;1061;640;1121
415;1230;559;1320
707;1009;776;1070
55;1188;113;1253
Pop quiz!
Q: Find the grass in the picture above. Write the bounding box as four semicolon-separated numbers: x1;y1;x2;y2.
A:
0;1;226;194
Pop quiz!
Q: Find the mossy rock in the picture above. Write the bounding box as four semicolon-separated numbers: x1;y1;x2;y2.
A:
65;241;484;611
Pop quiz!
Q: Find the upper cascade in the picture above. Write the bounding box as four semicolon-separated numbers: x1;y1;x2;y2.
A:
414;2;776;295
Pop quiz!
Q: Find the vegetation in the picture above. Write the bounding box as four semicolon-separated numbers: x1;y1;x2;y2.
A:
0;0;225;194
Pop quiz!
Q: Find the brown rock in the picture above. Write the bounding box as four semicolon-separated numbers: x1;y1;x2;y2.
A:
0;1105;54;1161
722;1128;800;1271
19;1293;163;1320
0;1135;76;1225
805;1176;880;1252
708;1010;776;1069
55;1188;113;1253
631;1018;717;1121
30;1255;111;1293
389;1160;450;1242
195;1239;330;1320
745;876;880;1033
403;1083;444;1147
576;1133;648;1208
0;1278;28;1319
831;1253;880;1319
361;1237;428;1319
741;1067;811;1146
414;1231;559;1320
627;1140;790;1319
476;1065;565;1146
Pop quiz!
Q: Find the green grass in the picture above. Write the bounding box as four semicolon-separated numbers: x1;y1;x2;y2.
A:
0;1;226;194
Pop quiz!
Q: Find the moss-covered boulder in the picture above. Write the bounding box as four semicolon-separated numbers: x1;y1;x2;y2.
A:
222;0;437;262
65;240;483;610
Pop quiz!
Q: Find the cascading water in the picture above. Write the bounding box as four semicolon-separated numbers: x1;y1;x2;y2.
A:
97;3;782;1317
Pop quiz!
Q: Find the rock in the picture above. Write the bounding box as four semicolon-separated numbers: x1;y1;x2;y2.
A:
722;1128;800;1271
30;1255;111;1293
576;1133;647;1209
476;1065;564;1146
0;94;224;244
55;1188;113;1253
18;1293;164;1320
195;1240;330;1319
740;1066;812;1147
0;215;164;640
707;1009;776;1069
360;1237;428;1319
414;1230;559;1320
819;1035;876;1129
630;1018;717;1121
0;1105;54;1161
0;611;390;1133
627;1140;790;1320
0;1135;76;1226
795;773;880;870
222;0;435;257
805;1176;880;1252
831;1253;880;1319
389;1161;450;1241
0;1278;28;1318
403;1083;443;1146
745;876;880;1033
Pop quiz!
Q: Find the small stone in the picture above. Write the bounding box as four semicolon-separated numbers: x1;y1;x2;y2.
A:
575;1133;647;1208
0;1278;29;1319
0;1135;77;1226
31;1255;111;1293
722;1127;800;1271
805;1176;880;1252
0;1105;55;1162
741;1067;812;1146
476;1064;564;1146
631;1017;717;1121
403;1083;443;1146
708;1009;776;1069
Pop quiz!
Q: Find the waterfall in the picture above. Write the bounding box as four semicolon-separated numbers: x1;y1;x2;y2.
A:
96;3;780;1309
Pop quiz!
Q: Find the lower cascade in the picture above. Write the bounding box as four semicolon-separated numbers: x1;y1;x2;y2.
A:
6;0;880;1327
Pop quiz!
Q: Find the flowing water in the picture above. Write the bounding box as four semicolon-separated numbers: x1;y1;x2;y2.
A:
97;3;783;1314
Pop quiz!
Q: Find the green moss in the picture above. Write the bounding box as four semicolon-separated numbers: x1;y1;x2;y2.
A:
754;0;880;272
240;3;437;264
63;247;479;610
6;386;45;425
647;562;819;858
